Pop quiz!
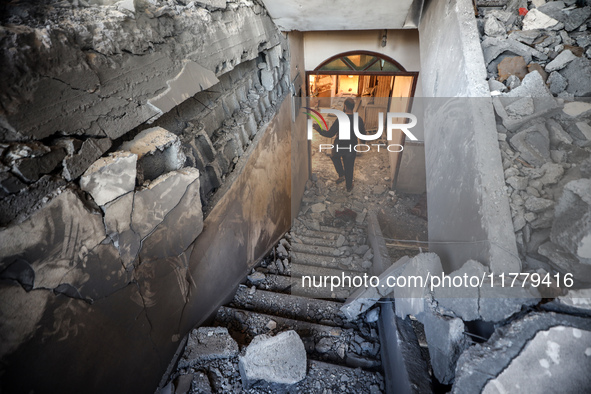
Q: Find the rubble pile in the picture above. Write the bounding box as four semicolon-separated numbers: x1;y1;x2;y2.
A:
476;0;591;284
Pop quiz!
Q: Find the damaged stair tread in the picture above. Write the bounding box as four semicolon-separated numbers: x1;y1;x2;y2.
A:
291;242;350;256
214;306;381;369
230;285;356;328
292;228;342;240
292;234;340;247
291;253;367;273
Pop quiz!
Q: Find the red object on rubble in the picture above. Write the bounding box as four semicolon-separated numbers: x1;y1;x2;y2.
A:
519;7;528;16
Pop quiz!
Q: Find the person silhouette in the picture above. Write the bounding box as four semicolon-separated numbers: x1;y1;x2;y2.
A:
314;98;365;192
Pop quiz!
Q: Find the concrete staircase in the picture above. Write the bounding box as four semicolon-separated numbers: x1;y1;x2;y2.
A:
209;206;386;392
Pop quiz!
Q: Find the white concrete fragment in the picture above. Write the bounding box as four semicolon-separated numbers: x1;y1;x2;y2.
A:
239;331;306;386
80;151;137;206
522;9;559;31
563;101;591;117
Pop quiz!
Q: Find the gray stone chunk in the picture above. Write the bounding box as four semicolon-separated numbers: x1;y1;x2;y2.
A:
482;326;591;393
561;57;591;97
488;79;507;93
422;303;470;385
504;97;534;117
481;37;548;66
484;16;506;37
12;148;66;183
479;280;541;322
538;242;591;281
80;151;137;206
453;312;591;394
239;330;306;386
562;101;591;118
538;162;564;185
551;179;591;263
0;171;26;195
341;255;411;320
131;168;199;240
120;127;186;182
542;287;591;316
0;175;66;227
260;68;274;91
178;327;238;368
509;125;550;166
508;30;541;45
62;138;112;181
433;260;487;321
502;70;553;98
545;50;577;72
525;196;555;212
395;253;443;319
546;119;573;146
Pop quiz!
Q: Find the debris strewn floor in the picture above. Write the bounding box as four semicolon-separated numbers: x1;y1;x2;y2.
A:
161;132;429;393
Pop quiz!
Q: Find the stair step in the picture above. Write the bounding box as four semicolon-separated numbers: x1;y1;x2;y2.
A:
250;270;353;299
292;243;344;256
293;235;339;247
292;251;368;273
214;307;381;369
230;285;356;328
293;228;342;240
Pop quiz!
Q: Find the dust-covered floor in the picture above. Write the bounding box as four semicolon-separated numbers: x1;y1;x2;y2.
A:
309;130;428;264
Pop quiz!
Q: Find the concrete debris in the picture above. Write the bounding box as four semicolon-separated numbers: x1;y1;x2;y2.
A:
395;253;443;320
239;330;307;386
522;8;559;30
178;327;239;368
80;151;137;206
497;56;527;82
545;49;577;72
422;302;470;385
453;313;591;393
484;15;507;37
120;127;186;182
550;179;591;263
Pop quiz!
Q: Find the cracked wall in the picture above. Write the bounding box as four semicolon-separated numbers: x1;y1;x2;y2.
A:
0;1;299;393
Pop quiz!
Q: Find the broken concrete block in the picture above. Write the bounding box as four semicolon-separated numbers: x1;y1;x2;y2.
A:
551;179;591;263
131;167;199;240
562;101;591;118
488;79;507;93
502;70;553;98
484;15;506;37
260;68;274;91
545;49;577;73
433;260;487;321
574;122;591;140
509;125;550;166
561;57;591;97
453;313;591;394
0;171;26;195
525;196;554;212
522;8;560;30
395;253;443;319
341;256;410;320
195;0;227;9
538;162;564;185
62;138;112;181
549;70;569;96
526;63;547;83
538;242;591;281
422;303;470;385
120;127;186;181
12;148;66;183
178;327;238;368
546;119;573;147
80;151;137;206
542;287;591;316
497;56;527;82
239;330;306;386
0;175;66;227
479;280;541;322
310;202;325;213
504;97;534;117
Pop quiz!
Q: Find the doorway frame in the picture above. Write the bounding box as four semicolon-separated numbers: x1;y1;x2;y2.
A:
305;50;420;190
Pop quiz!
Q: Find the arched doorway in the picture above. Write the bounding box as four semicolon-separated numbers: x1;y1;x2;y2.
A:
305;50;421;192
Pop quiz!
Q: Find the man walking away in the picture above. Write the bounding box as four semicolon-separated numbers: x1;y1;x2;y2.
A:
314;98;365;192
